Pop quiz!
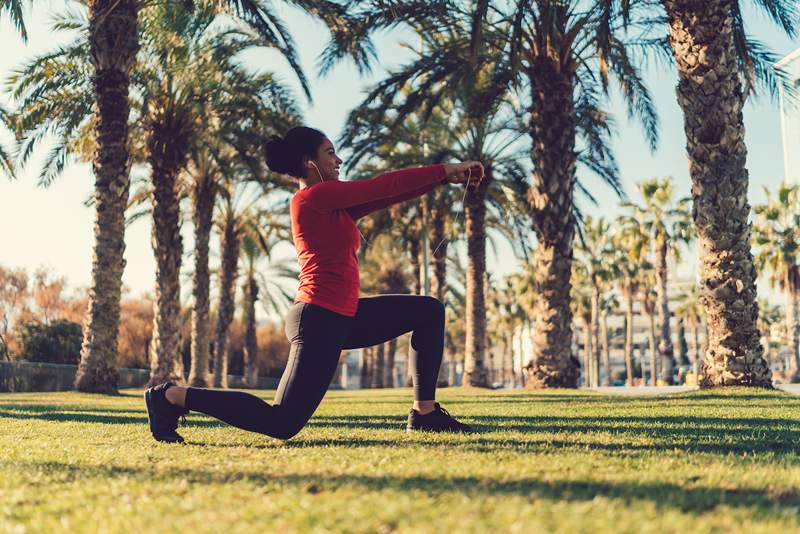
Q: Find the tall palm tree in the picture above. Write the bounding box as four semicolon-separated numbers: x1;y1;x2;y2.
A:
757;298;783;373
5;0;332;392
610;220;648;386
575;216;617;387
674;282;706;378
183;73;300;387
659;0;798;387
238;226;297;387
599;291;619;387
753;183;800;376
623;177;692;384
343;94;530;388
571;261;594;387
338;1;658;388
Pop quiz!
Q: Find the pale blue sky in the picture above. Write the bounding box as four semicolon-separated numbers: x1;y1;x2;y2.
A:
0;2;798;314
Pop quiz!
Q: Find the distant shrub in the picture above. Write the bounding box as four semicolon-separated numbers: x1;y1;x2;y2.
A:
17;319;83;365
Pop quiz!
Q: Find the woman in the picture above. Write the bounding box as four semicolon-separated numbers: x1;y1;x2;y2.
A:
145;126;483;443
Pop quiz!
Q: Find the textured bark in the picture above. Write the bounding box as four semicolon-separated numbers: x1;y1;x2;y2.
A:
188;174;215;387
462;174;491;387
646;307;658;386
408;236;422;296
243;276;259;388
663;0;770;387
655;235;676;384
590;286;601;388
581;317;592;387
212;216;241;388
624;290;635;386
147;125;188;387
384;337;397;388
361;347;372;389
600;310;611;387
692;322;701;377
371;343;385;388
786;281;799;372
74;0;139;393
525;58;580;388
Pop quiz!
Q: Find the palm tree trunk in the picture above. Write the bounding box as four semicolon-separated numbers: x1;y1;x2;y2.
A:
600;310;611;387
582;317;592;387
384;337;397;388
646;309;658;386
74;0;139;393
526;59;580;388
372;343;385;388
624;290;635;386
656;235;675;384
663;0;770;387
591;285;601;388
463;175;491;387
786;280;799;373
147;132;186;387
243;276;259;388
639;344;647;387
408;236;422;296
188;173;215;387
212;215;240;388
361;347;372;389
505;330;514;387
692;321;701;378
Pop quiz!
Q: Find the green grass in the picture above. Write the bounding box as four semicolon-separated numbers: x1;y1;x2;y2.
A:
2;387;800;533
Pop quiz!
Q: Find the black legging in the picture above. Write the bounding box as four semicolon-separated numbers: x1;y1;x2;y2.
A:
185;295;445;439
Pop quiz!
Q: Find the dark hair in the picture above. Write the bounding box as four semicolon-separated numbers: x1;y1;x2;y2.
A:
264;126;327;177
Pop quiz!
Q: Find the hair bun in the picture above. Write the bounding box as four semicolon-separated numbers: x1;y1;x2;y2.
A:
264;135;291;174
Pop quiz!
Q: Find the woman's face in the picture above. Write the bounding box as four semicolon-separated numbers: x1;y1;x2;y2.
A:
308;138;343;182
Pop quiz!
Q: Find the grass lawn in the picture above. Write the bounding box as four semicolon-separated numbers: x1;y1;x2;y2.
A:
2;387;800;533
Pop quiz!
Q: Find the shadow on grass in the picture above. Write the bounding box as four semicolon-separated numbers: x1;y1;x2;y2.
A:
7;459;800;514
0;404;226;428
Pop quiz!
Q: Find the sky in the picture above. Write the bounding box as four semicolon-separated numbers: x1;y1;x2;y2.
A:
0;1;799;319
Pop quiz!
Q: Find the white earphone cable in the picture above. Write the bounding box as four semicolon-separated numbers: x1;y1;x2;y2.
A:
431;167;471;258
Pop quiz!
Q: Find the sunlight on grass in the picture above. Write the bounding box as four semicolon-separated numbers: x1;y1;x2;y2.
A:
1;387;799;533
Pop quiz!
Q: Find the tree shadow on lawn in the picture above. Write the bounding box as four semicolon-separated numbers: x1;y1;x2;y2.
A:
8;459;800;514
0;404;225;428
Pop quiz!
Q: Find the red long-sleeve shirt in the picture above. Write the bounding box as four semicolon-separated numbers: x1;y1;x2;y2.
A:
290;164;447;316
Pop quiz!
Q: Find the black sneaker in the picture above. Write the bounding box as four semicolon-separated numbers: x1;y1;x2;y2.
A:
406;403;472;433
144;382;188;443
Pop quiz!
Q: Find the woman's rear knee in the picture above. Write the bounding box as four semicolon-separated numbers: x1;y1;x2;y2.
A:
423;296;445;320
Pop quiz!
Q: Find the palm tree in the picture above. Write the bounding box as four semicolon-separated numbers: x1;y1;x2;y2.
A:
623;177;692;384
0;105;15;179
610;221;649;386
339;1;658;388
575;216;617;387
238;226;297;387
183;73;300;387
674;282;706;378
757;298;783;374
5;0;348;393
639;277;659;386
5;0;324;392
571;262;594;387
659;0;798;387
753;183;800;377
599;292;619;387
6;3;139;392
